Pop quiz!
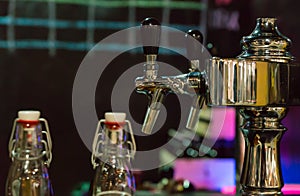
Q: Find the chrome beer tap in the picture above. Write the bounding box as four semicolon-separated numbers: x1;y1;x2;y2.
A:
135;17;168;135
208;18;300;195
185;30;208;130
136;17;300;195
135;18;208;134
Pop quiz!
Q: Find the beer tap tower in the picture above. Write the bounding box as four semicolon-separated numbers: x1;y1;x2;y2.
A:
136;17;300;195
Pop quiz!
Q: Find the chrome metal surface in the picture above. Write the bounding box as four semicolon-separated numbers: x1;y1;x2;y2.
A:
135;17;300;195
231;17;295;195
239;107;286;195
186;95;205;130
238;18;293;63
207;58;292;106
136;20;209;134
135;71;207;134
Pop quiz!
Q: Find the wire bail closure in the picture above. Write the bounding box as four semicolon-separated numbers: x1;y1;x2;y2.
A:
8;117;53;167
91;119;136;169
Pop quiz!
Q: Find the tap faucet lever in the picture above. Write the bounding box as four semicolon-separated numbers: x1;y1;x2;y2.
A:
141;17;161;57
140;17;161;81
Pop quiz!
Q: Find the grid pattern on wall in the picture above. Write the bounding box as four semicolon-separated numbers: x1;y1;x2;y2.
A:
0;0;208;55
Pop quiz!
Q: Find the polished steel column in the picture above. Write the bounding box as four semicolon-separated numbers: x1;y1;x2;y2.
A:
208;18;296;195
239;107;286;195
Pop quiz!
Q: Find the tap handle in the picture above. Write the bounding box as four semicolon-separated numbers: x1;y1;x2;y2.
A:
141;17;161;55
185;29;203;61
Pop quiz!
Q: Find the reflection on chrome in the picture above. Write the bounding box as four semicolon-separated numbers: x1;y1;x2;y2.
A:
136;17;300;195
208;58;289;106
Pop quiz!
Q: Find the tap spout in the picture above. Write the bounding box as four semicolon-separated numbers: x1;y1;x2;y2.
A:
136;71;207;134
142;87;166;134
186;95;206;130
135;76;172;135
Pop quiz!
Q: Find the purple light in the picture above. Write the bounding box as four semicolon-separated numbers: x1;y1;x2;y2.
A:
174;158;235;191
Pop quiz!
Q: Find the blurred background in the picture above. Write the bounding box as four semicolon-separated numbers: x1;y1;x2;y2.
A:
0;0;300;195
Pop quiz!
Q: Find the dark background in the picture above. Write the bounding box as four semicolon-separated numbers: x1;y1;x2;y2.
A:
0;0;300;195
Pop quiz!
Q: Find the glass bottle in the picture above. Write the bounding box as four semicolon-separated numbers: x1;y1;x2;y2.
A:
90;112;136;196
6;110;54;196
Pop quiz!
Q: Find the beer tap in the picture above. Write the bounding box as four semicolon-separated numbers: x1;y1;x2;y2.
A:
136;17;300;195
135;18;208;134
206;18;299;195
135;17;168;135
185;29;207;130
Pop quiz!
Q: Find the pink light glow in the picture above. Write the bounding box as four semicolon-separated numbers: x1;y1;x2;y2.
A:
210;108;235;141
221;184;300;195
174;158;235;191
282;184;300;195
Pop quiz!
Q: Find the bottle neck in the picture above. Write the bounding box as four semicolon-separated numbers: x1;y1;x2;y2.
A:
13;120;44;160
102;122;129;157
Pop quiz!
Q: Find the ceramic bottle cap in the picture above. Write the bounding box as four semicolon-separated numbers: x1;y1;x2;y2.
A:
105;112;126;123
18;110;41;121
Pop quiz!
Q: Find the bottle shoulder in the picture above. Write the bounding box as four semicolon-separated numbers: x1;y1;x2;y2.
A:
8;159;49;177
